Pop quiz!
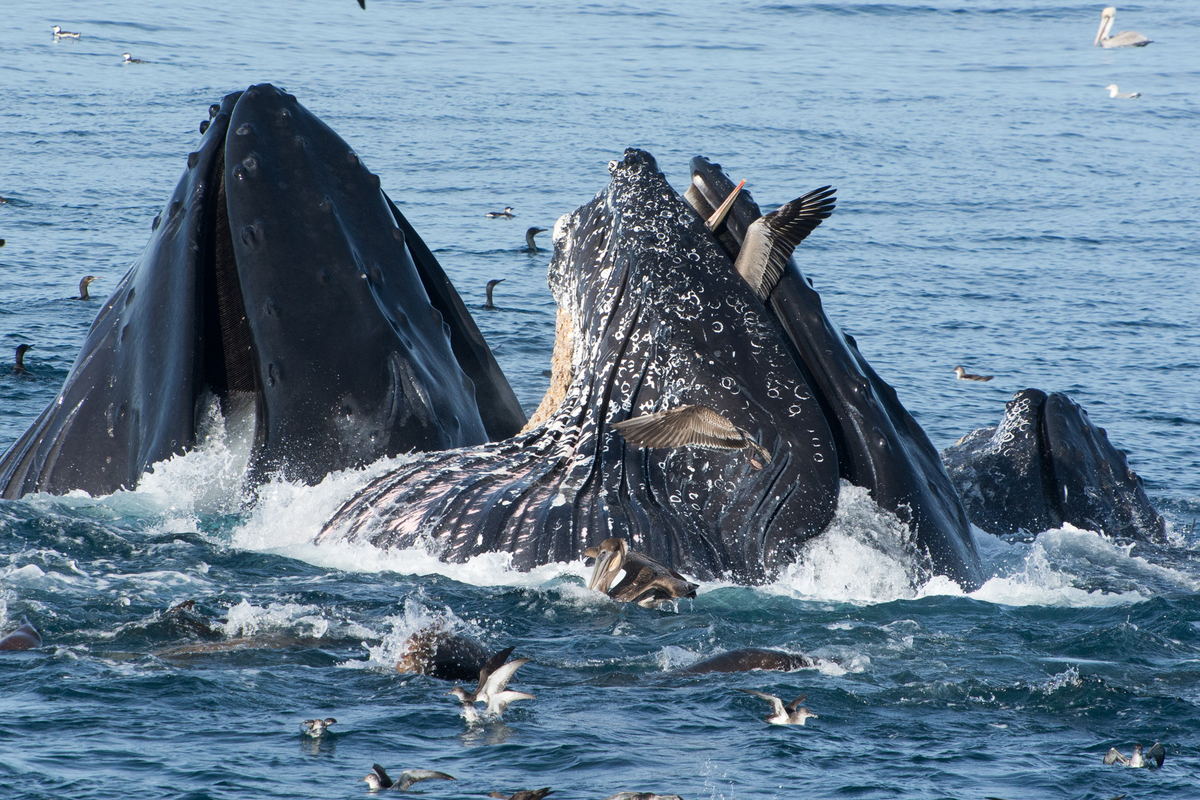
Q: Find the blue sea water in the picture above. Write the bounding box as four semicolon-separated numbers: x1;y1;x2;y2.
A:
2;1;1199;798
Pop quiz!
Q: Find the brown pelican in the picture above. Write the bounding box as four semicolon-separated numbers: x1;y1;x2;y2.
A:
583;537;698;607
1105;84;1141;99
300;718;336;737
1104;742;1165;768
488;790;553;800
77;275;99;300
611;404;772;469
1094;7;1152;48
525;226;548;251
52;25;81;39
446;645;534;719
486;206;515;219
360;765;456;791
484;278;504;309
734;185;835;300
706;179;746;230
738;688;818;725
954;365;993;382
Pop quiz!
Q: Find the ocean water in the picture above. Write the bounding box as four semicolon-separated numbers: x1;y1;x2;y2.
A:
2;1;1199;798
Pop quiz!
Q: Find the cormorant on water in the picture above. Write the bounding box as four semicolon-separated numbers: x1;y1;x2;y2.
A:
78;276;99;300
12;344;32;376
484;278;505;310
525;226;547;251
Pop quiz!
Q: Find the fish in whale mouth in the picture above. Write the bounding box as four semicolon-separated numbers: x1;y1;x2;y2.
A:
319;148;983;589
0;84;525;499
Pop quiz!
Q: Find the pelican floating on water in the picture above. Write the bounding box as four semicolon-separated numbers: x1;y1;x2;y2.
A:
1105;84;1141;99
584;537;698;607
1094;7;1152;48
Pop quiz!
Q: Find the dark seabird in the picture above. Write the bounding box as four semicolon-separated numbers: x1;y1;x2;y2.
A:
447;645;534;719
1094;6;1152;48
486;206;515;219
360;764;456;791
12;344;32;376
484;278;505;310
1;238;6;246
602;794;685;800
739;688;817;725
953;365;993;382
78;275;99;300
52;26;81;39
488;789;554;800
733;186;835;300
612;404;772;469
583;537;698;607
525;226;548;251
122;53;148;64
1104;742;1165;768
0;619;42;650
300;717;337;737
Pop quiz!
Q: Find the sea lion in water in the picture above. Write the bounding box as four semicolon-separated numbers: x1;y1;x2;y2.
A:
0;619;42;651
679;648;814;674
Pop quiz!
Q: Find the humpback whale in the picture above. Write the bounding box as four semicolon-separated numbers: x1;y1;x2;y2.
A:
0;619;42;651
679;648;815;674
319;148;982;588
396;625;491;682
0;84;525;498
941;389;1164;541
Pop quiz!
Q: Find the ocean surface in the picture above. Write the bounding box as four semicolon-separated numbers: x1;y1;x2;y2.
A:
2;1;1199;798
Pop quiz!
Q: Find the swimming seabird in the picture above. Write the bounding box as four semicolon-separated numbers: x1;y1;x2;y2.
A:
486;206;515;219
484;278;505;309
52;26;81;39
488;789;554;800
584;537;698;607
122;53;148;64
525;226;548;251
1094;7;1151;48
447;645;534;719
602;794;684;800
1104;742;1165;768
300;717;337;737
953;365;993;382
360;765;456;791
733;185;836;300
1105;84;1141;99
78;275;99;300
612;404;772;469
738;688;817;725
12;344;32;376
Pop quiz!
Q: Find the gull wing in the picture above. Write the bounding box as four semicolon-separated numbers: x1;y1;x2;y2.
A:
481;656;530;697
475;645;517;695
738;688;786;718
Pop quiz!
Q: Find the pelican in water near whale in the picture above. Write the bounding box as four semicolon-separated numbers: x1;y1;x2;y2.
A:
584;537;698;606
739;688;818;725
612;404;772;469
1105;84;1141;99
1094;7;1152;48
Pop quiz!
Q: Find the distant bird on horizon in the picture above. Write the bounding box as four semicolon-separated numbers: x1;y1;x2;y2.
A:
1105;84;1141;99
1104;742;1165;768
300;718;336;737
488;789;554;800
360;764;456;791
1094;6;1152;48
122;53;148;64
486;206;515;219
739;688;817;725
954;365;993;382
612;404;772;469
12;344;32;376
525;226;548;251
447;645;534;720
484;278;505;310
77;276;99;300
52;25;81;39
